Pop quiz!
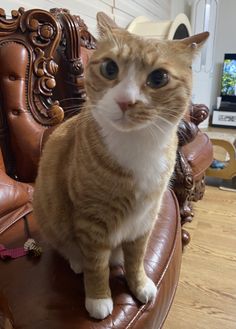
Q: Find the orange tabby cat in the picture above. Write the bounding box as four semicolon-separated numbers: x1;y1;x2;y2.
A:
33;12;209;319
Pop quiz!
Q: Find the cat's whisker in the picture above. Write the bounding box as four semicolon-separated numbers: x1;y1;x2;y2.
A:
44;115;66;124
63;80;87;88
62;107;81;112
165;111;179;117
176;123;194;143
155;113;193;144
187;113;206;123
147;125;159;141
62;102;98;111
62;104;81;109
43;104;92;124
177;131;192;145
155;115;174;126
165;110;180;115
59;97;86;102
151;122;165;135
64;110;81;117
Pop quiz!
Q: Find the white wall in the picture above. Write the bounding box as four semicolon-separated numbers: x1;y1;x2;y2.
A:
2;0;171;36
171;0;191;19
211;0;236;109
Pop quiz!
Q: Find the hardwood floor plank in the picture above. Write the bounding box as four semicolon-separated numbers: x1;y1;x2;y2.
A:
164;186;236;329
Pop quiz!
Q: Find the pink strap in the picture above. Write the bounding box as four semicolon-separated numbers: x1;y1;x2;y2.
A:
0;244;27;259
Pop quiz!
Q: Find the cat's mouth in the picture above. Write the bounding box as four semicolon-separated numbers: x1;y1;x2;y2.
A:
110;113;148;132
92;101;150;132
111;116;133;131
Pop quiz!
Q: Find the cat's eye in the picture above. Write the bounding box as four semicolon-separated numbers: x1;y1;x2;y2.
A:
146;69;169;89
100;59;119;80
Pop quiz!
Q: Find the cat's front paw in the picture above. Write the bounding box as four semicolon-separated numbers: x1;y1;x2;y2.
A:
135;277;157;304
85;297;113;319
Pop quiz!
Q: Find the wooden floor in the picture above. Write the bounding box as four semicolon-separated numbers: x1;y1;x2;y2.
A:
164;185;236;329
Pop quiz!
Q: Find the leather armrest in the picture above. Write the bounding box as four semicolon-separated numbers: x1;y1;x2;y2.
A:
0;169;33;234
182;132;213;179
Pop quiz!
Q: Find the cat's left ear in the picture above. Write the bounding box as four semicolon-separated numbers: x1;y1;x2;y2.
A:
97;12;119;38
181;31;210;51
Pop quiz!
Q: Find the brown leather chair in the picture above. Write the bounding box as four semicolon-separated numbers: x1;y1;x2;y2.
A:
0;7;95;183
0;7;213;329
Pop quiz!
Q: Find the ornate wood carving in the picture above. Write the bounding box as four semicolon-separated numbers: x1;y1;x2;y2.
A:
50;8;96;51
22;9;64;125
50;8;96;116
182;229;191;248
0;8;22;35
0;7;97;123
173;103;210;226
173;150;195;224
189;175;206;202
32;47;64;124
190;103;209;126
0;8;64;125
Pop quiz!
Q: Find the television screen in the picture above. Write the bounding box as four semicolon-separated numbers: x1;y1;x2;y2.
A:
221;53;236;102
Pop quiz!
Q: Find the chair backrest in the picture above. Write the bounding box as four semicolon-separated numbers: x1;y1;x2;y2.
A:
0;7;95;182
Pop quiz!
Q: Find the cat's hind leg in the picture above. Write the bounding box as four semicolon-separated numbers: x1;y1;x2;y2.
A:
35;204;84;274
61;243;83;274
54;241;84;274
68;255;83;274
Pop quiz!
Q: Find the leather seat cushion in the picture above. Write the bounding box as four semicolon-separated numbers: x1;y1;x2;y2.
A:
0;189;182;329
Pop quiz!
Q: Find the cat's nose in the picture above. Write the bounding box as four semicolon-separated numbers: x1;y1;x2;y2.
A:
117;101;136;113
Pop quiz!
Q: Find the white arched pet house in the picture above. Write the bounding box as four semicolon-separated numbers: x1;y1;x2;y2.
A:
127;13;192;40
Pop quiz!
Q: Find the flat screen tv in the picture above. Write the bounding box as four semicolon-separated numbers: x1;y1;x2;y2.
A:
221;53;236;103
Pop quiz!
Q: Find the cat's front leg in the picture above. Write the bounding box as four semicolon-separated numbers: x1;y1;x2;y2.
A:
81;246;113;319
122;233;157;303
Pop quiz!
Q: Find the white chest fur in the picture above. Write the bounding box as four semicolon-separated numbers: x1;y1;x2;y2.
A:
103;126;174;247
103;125;171;192
109;196;159;247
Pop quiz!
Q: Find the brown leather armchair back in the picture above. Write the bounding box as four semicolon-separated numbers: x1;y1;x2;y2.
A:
0;8;95;182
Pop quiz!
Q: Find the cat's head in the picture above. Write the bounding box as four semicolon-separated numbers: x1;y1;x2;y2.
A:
85;12;209;133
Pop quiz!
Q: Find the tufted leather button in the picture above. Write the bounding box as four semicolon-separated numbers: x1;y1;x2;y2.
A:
11;109;20;116
9;75;17;81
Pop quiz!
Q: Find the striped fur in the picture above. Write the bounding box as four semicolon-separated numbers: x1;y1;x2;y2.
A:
33;13;208;319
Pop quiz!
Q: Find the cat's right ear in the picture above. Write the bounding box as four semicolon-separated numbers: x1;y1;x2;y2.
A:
97;12;118;38
181;31;210;51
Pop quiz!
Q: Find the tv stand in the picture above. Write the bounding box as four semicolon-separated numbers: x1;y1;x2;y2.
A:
211;107;236;128
220;102;236;111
